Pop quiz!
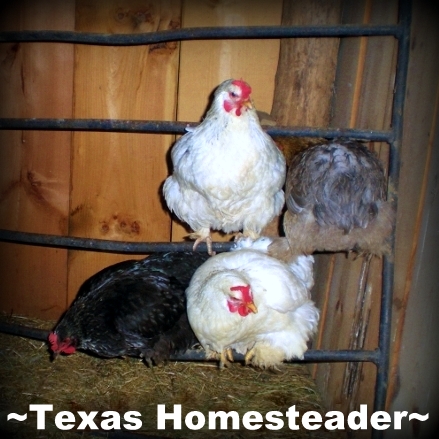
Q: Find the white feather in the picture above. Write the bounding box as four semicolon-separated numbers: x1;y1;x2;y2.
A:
186;248;319;367
163;79;286;237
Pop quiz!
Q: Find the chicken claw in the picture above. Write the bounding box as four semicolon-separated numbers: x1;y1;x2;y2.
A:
190;229;215;255
219;348;234;369
244;347;255;365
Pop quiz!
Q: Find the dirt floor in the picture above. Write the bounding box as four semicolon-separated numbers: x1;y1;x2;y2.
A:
0;314;344;439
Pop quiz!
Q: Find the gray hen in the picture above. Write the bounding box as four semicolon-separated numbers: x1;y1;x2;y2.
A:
283;141;394;255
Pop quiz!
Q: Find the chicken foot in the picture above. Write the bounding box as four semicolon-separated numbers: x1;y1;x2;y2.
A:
219;348;234;369
244;347;255;365
189;228;215;256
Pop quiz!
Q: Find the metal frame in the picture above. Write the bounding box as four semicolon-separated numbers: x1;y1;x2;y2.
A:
0;1;411;437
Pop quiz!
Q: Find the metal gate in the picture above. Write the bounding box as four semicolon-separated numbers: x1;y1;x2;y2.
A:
0;1;412;437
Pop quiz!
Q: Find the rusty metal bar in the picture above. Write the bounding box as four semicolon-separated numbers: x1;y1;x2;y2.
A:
0;118;392;142
0;229;234;254
0;24;402;46
372;0;412;422
0;321;379;363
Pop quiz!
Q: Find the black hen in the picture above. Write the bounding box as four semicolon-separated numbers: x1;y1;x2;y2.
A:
49;251;209;366
283;141;395;256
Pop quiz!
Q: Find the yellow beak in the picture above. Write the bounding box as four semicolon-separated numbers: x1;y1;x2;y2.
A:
242;99;253;109
246;302;258;314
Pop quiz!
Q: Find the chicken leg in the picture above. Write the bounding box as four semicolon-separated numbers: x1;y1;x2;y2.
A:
244;347;255;365
189;228;215;255
219;348;234;369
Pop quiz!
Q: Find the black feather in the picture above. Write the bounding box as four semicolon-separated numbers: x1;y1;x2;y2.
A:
51;252;209;366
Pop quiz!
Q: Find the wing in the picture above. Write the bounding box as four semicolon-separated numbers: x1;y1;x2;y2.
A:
139;252;210;285
170;131;194;166
73;259;144;301
111;252;208;348
112;274;187;349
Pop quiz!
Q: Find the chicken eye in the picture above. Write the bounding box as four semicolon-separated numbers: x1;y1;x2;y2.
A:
229;91;239;99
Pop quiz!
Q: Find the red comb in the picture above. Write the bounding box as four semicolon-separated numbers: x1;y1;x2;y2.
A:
48;332;58;350
232;80;252;99
230;285;252;304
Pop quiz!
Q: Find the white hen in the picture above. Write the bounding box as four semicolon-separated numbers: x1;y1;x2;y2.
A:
232;235;315;289
186;243;319;369
163;79;286;254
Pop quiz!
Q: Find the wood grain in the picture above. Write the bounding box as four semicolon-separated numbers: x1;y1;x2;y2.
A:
312;0;398;425
271;0;342;127
67;0;181;304
0;0;75;319
269;0;342;399
269;0;400;422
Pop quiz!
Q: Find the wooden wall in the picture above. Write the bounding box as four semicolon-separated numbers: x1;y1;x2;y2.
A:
68;0;181;304
311;0;397;422
270;2;439;437
0;0;75;318
1;1;438;437
0;0;283;317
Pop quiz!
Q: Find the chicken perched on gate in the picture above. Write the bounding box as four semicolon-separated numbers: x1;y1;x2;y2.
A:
186;238;319;369
163;79;286;255
283;141;395;256
232;235;313;287
49;252;209;366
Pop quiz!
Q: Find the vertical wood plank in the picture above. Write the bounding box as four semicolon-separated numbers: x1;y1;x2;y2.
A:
269;0;400;422
271;0;342;127
68;0;181;304
338;0;397;415
170;0;283;242
311;0;398;426
269;0;342;399
388;89;439;439
0;0;75;319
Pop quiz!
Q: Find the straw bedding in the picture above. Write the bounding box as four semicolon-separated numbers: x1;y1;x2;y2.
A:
0;314;343;439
